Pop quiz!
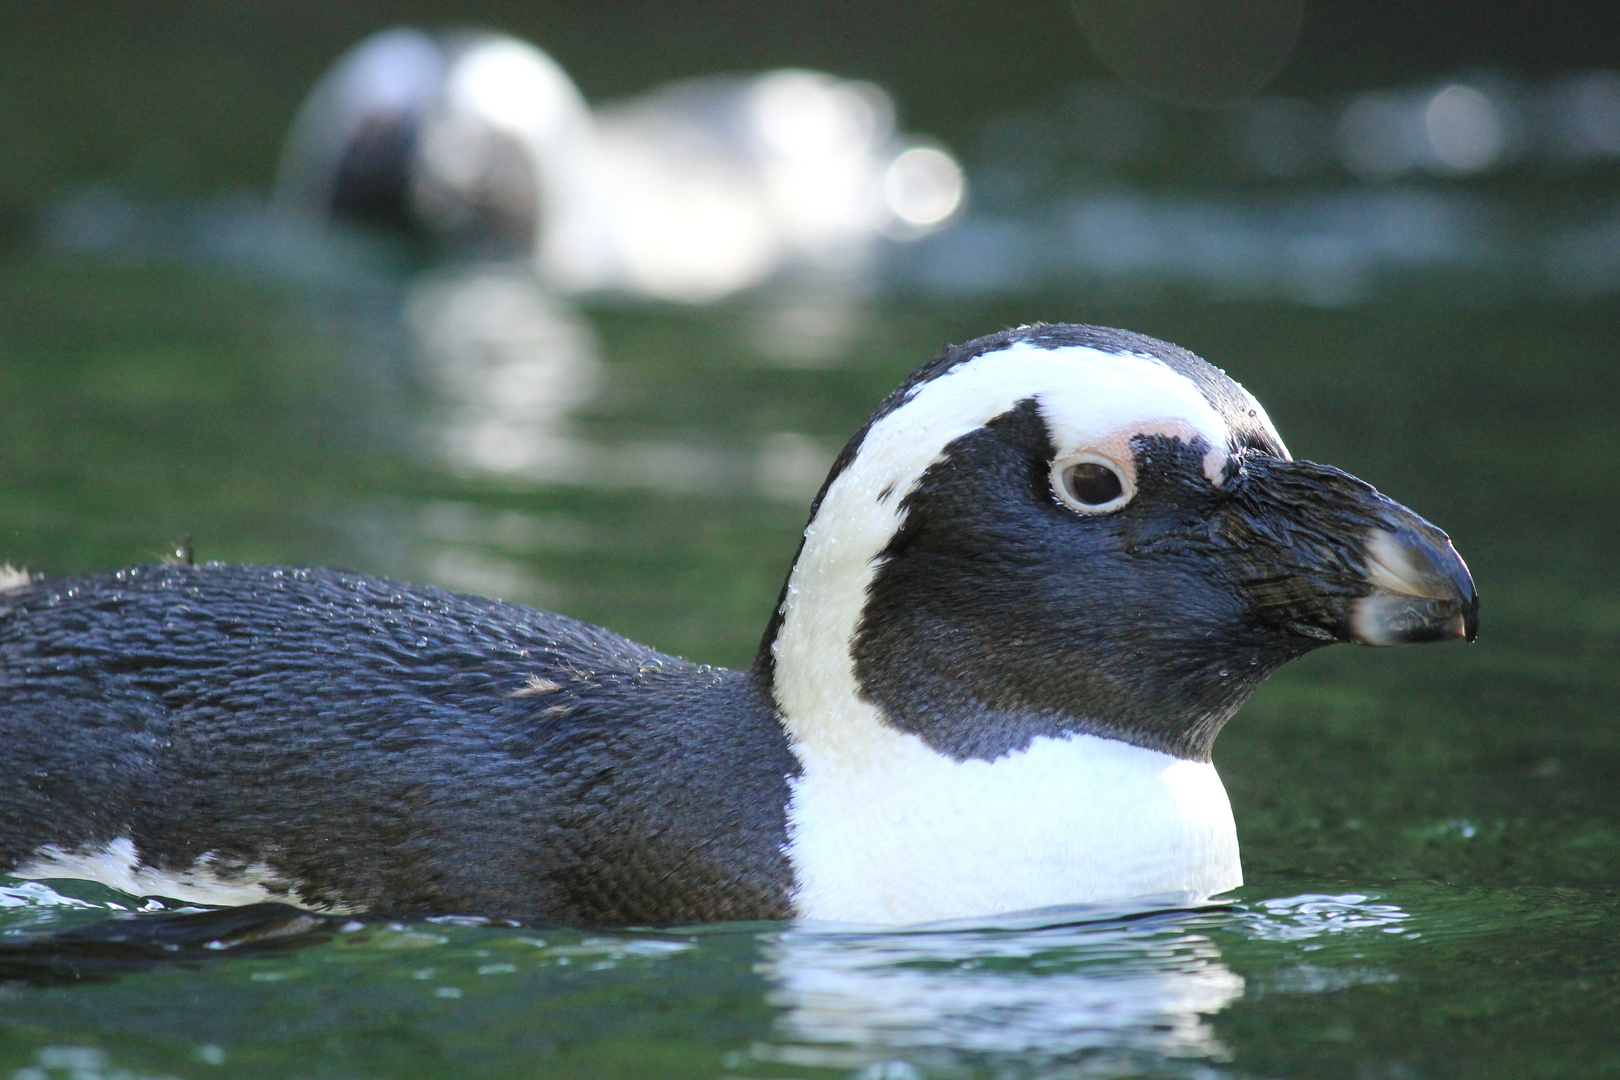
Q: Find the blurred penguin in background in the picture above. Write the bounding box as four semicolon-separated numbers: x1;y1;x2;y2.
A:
276;28;966;302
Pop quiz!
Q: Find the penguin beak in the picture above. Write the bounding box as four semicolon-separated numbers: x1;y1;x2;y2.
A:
1220;456;1479;647
1346;520;1479;645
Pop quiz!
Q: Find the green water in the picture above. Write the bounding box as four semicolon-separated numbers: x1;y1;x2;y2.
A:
1;255;1617;1077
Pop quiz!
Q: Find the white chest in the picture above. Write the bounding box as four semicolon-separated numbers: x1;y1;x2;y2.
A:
784;726;1241;925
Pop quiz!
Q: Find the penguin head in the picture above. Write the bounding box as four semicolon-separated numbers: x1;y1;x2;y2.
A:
763;324;1477;764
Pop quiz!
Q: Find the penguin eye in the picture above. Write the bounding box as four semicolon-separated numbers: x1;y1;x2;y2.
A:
1051;453;1134;515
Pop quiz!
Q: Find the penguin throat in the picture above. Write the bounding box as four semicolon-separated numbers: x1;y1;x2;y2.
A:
768;618;1245;923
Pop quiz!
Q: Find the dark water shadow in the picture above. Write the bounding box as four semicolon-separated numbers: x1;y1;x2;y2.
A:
0;889;1230;988
0;902;346;986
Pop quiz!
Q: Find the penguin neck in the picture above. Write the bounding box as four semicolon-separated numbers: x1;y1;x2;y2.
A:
756;435;1242;926
764;580;1243;925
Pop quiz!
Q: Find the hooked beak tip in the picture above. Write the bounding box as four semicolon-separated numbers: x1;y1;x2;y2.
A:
1348;527;1478;647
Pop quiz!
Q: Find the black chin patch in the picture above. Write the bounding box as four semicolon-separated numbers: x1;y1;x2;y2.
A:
851;401;1293;764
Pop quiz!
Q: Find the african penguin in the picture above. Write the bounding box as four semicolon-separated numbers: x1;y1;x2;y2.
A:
0;324;1477;926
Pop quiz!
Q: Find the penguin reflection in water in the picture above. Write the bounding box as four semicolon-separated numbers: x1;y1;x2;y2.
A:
0;325;1476;926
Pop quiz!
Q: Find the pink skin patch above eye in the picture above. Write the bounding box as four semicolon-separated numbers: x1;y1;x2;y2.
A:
1077;420;1232;490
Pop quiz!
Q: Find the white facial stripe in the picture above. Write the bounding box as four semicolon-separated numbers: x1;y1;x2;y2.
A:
771;340;1244;922
1034;350;1232;484
1235;382;1289;461
12;838;341;911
